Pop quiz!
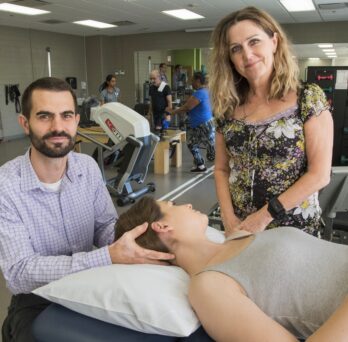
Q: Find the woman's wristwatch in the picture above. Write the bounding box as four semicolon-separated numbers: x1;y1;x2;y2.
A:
267;197;286;220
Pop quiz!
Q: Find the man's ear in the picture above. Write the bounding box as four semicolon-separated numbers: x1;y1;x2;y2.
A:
151;221;174;233
18;114;30;135
75;113;80;125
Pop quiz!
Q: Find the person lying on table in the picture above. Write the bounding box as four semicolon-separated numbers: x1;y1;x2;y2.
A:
115;196;348;342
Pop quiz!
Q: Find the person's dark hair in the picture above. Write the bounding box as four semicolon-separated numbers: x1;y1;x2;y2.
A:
193;72;206;85
174;64;182;70
159;63;166;69
21;77;77;119
99;74;116;92
114;197;170;253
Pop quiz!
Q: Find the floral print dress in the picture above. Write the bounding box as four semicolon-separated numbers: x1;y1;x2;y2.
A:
216;84;329;235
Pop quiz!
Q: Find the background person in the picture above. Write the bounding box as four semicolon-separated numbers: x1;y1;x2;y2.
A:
172;72;215;172
115;196;348;342
209;7;333;236
0;77;174;342
99;74;120;105
172;64;185;91
149;70;172;132
159;62;168;83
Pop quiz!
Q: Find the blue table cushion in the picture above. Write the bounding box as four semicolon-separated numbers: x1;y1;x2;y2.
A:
32;304;213;342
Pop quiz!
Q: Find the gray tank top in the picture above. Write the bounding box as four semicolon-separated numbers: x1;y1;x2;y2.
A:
201;227;348;338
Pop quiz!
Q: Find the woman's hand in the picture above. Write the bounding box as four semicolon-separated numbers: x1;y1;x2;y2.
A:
222;214;242;237
236;206;273;233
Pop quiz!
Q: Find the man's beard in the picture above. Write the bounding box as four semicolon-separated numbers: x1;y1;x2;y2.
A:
29;128;75;158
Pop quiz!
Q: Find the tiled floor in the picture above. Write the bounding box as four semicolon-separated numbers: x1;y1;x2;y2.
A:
0;135;217;334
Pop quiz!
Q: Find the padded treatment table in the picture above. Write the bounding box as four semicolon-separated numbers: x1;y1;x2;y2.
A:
32;304;213;342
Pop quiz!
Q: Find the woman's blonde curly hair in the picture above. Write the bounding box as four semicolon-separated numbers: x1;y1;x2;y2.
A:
209;6;299;120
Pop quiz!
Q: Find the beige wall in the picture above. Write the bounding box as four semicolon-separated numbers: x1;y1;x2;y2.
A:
282;21;348;44
0;25;86;139
332;58;348;66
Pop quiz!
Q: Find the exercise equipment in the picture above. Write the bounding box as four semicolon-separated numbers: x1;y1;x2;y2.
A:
317;74;334;81
307;66;348;166
78;102;159;206
341;155;348;165
322;86;333;93
319;166;348;243
207;203;223;230
79;97;99;127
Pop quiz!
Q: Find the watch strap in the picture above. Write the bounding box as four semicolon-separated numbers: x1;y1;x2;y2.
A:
267;197;286;220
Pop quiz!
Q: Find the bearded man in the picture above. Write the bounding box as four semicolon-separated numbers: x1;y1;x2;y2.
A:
0;77;174;342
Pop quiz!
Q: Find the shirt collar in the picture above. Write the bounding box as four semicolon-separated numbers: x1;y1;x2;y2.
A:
65;152;83;182
20;149;83;192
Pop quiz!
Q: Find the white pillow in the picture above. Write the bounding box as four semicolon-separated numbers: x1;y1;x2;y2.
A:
33;226;224;337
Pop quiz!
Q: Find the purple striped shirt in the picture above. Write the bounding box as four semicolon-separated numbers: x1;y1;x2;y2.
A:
0;150;117;294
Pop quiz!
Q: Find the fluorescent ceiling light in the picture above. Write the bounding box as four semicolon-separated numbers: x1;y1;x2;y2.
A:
280;0;315;12
0;3;50;15
318;44;333;48
308;57;319;60
73;20;116;29
322;49;335;52
162;9;204;20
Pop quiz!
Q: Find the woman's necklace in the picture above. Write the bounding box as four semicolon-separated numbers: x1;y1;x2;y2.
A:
242;103;251;121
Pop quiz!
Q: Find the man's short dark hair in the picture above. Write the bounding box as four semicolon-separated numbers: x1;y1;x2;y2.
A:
21;77;77;119
159;63;166;68
193;72;206;85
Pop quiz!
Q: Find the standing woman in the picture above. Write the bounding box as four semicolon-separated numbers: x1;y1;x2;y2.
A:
99;74;120;105
210;7;333;236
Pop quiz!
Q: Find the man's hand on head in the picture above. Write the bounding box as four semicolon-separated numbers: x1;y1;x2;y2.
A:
108;222;175;265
